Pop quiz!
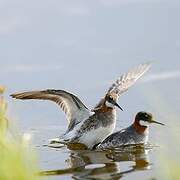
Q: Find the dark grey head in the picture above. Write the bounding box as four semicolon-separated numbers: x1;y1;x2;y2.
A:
105;93;123;111
135;111;165;125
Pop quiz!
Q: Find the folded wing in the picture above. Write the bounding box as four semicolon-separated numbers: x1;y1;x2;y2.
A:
11;89;91;131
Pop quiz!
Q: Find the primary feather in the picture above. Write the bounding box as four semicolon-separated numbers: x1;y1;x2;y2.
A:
11;89;91;131
108;63;151;95
94;63;151;109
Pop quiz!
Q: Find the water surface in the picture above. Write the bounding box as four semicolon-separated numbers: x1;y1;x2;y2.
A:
1;0;180;179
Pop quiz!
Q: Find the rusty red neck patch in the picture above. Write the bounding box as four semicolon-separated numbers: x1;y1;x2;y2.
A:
133;118;148;134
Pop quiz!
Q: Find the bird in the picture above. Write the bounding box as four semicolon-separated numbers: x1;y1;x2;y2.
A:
97;111;165;149
11;63;151;149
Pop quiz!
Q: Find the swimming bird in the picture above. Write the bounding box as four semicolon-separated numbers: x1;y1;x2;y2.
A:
97;111;164;149
11;63;150;149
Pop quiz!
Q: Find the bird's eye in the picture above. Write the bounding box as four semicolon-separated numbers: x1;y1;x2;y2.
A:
109;96;113;101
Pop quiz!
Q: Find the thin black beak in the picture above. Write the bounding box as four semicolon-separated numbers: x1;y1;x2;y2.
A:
114;102;123;111
151;120;165;126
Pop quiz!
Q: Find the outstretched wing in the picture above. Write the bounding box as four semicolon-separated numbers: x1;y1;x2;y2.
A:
11;89;91;131
94;63;151;109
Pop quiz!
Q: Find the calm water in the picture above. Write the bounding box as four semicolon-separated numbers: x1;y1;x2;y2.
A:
5;65;180;180
1;0;180;179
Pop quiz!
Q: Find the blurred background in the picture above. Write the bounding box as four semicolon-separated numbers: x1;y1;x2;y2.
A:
0;0;180;179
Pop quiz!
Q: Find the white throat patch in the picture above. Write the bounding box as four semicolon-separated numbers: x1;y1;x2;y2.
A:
105;101;114;108
139;120;150;127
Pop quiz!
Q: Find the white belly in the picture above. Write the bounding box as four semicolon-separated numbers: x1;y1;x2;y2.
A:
79;124;115;149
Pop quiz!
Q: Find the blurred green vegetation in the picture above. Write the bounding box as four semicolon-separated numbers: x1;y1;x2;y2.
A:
142;85;180;180
0;86;39;180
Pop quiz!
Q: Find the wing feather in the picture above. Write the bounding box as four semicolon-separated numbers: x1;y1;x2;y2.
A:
94;63;151;109
11;89;91;131
108;63;151;95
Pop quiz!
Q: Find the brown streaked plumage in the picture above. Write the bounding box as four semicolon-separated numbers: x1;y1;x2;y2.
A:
11;63;151;149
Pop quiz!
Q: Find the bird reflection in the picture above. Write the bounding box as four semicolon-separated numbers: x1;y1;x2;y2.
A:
41;145;151;179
